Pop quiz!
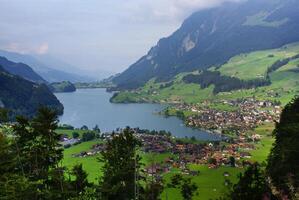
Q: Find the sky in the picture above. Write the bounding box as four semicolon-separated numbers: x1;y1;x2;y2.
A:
0;0;243;75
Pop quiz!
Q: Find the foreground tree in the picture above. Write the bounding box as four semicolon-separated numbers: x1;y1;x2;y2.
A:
168;174;198;200
267;96;299;198
71;164;91;195
226;163;275;200
13;107;63;181
0;132;36;199
99;128;142;200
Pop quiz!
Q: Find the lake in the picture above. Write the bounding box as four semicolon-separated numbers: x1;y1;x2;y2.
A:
55;88;221;141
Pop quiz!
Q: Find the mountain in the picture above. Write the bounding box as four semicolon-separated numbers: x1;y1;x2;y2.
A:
0;50;95;83
33;54;113;81
113;0;299;90
0;56;46;83
0;65;63;119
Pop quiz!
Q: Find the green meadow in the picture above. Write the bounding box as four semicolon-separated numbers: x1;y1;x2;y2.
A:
112;42;299;106
61;122;275;200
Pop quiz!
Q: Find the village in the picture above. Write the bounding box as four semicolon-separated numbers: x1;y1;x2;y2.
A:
58;98;281;179
62;125;263;178
172;98;281;135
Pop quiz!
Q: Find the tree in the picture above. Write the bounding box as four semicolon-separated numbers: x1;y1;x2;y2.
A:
0;108;8;123
170;174;183;188
71;164;91;194
227;163;275;200
229;156;235;167
72;132;80;139
267;96;299;198
142;181;164;200
13;107;65;198
81;125;88;130
93;125;101;133
82;131;96;142
99;127;142;200
181;178;198;200
169;175;198;200
0;132;35;200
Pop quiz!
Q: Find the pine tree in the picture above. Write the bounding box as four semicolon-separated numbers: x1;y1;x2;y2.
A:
267;96;299;198
0;132;35;200
71;164;91;194
99;127;142;200
228;163;274;200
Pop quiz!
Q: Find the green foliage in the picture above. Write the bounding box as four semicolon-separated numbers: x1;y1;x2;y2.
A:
99;128;142;200
71;164;92;195
169;174;198;200
0;108;8;123
72;132;80;139
92;125;101;133
226;164;274;200
82;132;96;142
142;180;164;200
267;96;299;197
183;71;270;94
0;66;63;119
13;107;63;181
181;178;198;200
49;81;76;93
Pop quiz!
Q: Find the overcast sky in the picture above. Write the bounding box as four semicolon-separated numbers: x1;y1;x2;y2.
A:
0;0;242;74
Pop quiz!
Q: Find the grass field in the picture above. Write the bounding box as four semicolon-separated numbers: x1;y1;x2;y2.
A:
62;140;103;182
112;43;299;107
218;43;299;80
161;165;243;200
56;129;98;138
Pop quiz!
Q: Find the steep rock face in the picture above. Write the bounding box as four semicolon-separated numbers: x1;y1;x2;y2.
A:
114;0;299;89
0;65;63;119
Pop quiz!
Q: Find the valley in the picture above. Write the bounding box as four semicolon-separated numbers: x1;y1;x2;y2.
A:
1;0;299;199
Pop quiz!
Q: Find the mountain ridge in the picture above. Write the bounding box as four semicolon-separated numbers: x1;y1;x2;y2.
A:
0;56;46;83
0;65;63;119
113;0;299;90
0;50;95;83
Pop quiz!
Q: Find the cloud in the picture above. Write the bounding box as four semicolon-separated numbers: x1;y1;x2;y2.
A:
122;0;245;23
2;42;49;55
36;43;49;55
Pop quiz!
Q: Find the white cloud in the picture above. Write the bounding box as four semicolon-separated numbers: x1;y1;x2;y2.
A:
3;42;49;55
122;0;245;23
36;43;49;55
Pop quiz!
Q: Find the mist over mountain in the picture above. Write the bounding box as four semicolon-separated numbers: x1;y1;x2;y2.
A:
113;0;299;89
0;50;96;83
0;56;46;83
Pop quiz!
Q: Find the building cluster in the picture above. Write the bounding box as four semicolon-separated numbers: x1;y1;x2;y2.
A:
175;98;281;135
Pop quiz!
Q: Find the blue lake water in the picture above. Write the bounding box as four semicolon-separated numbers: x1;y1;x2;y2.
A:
55;88;220;141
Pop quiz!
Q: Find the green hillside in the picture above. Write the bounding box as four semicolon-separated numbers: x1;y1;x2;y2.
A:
111;43;299;105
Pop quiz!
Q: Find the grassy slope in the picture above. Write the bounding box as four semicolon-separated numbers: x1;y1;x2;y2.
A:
112;42;299;106
162;166;243;200
62;140;103;182
218;43;299;80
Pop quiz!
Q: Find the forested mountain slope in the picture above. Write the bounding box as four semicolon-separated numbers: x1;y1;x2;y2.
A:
113;0;299;89
0;66;63;119
0;56;46;83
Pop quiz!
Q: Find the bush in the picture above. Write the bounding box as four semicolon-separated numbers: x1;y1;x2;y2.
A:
72;132;80;139
82;132;96;142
